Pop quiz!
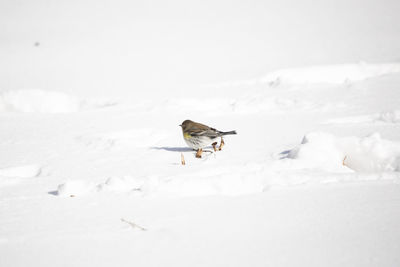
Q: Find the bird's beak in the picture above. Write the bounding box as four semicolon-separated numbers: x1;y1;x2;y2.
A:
179;124;182;127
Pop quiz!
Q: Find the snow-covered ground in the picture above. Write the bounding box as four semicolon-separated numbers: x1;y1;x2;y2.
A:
1;63;400;266
1;1;400;266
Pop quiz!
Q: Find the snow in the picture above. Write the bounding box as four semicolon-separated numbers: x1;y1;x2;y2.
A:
0;89;81;113
2;66;400;267
54;132;400;198
56;180;96;197
2;66;400;266
1;0;400;266
77;129;169;149
0;164;42;187
287;132;400;172
0;164;41;178
377;110;400;123
259;63;400;85
0;89;116;113
325;110;400;125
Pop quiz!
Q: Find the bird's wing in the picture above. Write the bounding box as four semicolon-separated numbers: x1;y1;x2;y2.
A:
190;127;219;138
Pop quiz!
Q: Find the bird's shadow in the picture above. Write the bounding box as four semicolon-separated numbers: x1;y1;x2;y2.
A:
150;146;194;152
48;190;58;196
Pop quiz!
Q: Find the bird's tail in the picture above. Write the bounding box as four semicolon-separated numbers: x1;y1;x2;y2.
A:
220;130;237;136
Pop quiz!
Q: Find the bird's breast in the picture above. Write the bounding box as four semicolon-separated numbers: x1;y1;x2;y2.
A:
183;132;192;140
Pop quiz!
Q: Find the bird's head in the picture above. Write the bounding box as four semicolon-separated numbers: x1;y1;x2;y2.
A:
179;120;193;131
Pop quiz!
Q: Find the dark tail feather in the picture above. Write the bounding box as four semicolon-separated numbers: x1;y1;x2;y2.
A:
220;130;237;136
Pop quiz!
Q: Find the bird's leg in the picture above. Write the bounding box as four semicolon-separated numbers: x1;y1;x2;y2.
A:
219;137;225;151
196;148;203;158
212;142;218;152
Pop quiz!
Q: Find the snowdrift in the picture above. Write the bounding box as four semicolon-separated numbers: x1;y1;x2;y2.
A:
287;132;400;172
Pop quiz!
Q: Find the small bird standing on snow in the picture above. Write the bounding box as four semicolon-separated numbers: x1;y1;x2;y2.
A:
179;120;237;158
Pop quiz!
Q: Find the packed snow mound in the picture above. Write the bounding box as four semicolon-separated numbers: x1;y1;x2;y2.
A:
0;89;116;113
260;63;400;85
288;132;400;172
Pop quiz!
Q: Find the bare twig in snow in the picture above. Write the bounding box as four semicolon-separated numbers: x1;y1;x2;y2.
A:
121;218;147;231
181;153;186;165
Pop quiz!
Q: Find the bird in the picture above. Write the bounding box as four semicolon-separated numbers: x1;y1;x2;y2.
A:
179;120;237;158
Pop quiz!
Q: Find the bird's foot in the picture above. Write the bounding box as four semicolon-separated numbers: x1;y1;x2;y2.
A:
212;142;218;152
196;148;203;158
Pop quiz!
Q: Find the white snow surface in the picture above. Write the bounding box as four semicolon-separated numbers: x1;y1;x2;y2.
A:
288;132;400;173
259;63;400;85
1;63;400;267
2;1;400;266
0;164;41;178
0;89;116;113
